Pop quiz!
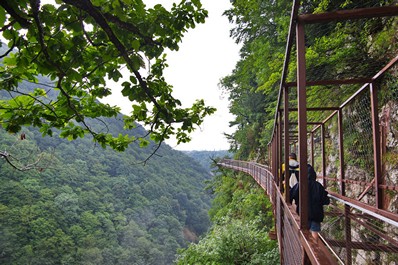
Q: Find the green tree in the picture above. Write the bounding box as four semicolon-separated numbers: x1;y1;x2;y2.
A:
177;164;278;264
176;217;279;265
0;0;215;152
220;0;291;161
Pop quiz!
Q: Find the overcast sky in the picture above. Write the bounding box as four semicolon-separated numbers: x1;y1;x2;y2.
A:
104;0;241;151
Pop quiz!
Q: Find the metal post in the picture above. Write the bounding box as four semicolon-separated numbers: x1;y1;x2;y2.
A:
345;205;352;265
273;136;276;183
284;86;290;203
338;109;345;196
338;109;351;264
321;124;327;187
277;137;280;185
278;117;283;190
271;141;274;178
310;132;314;166
381;123;387;208
268;143;271;168
296;20;309;231
370;83;383;209
275;127;278;184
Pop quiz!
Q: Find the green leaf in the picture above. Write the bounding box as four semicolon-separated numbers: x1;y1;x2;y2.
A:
0;6;6;28
121;81;131;97
131;55;142;71
32;88;47;97
131;39;140;51
130;75;137;84
139;138;149;147
42;113;57;122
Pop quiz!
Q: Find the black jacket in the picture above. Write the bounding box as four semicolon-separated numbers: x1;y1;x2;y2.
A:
289;164;330;222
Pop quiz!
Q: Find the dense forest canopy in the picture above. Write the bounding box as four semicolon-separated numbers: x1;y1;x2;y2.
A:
0;0;215;152
0;118;213;264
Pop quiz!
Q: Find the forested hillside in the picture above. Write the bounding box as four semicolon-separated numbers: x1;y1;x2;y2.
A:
0;2;215;263
0;123;212;264
0;0;279;264
182;150;232;173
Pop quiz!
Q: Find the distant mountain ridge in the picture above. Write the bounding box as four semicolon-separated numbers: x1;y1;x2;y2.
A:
182;150;233;173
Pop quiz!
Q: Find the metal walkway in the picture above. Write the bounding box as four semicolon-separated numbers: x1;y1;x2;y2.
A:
218;1;398;264
218;159;398;265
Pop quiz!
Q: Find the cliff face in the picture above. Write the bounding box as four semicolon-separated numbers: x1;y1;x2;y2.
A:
317;99;398;264
317;99;398;211
381;100;398;212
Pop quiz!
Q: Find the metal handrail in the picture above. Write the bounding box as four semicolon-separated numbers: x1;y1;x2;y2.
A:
328;194;398;228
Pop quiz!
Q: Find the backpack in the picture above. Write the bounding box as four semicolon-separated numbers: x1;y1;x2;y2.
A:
288;161;299;188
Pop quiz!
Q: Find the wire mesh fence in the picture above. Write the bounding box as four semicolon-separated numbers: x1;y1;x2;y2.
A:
379;65;398;200
219;159;398;265
307;80;398;264
282;202;303;265
299;0;397;14
322;196;398;265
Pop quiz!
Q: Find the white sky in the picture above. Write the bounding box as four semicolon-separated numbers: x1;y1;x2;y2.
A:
104;0;241;151
162;0;240;151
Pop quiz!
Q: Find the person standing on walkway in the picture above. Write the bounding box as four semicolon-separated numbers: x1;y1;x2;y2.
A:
282;152;300;188
289;164;330;242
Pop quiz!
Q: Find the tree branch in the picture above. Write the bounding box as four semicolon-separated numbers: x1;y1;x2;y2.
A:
102;12;160;47
61;0;173;122
0;31;17;59
0;1;31;28
0;136;54;172
30;0;66;76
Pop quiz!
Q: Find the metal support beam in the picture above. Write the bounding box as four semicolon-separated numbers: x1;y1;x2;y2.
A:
310;132;314;166
345;205;352;265
296;20;309;231
326;240;398;252
281;107;340;111
274;138;278;184
298;6;398;24
284;86;291;203
268;144;271;169
338;110;345;196
272;139;277;183
278;119;283;191
370;83;383;209
321;124;326;187
286;77;372;87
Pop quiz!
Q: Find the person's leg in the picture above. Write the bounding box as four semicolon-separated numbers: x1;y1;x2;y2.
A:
309;221;321;243
311;231;319;242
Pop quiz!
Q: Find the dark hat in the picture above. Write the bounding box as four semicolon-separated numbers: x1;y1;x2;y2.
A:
307;164;317;180
289;153;297;160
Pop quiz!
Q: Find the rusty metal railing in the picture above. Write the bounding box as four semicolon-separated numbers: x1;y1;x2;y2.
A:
218;159;337;265
260;1;398;264
218;159;398;264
